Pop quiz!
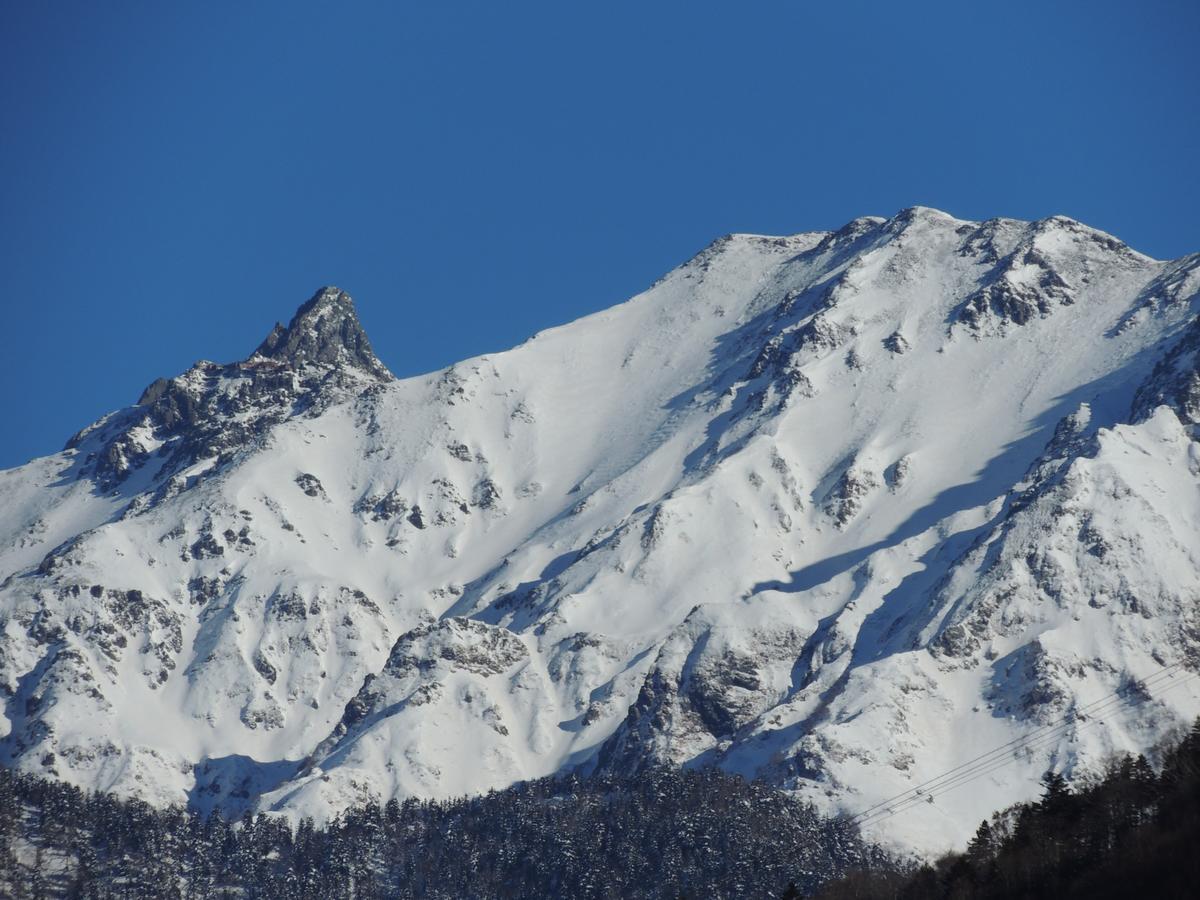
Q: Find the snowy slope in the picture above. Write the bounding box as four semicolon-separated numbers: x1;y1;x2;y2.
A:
1;209;1198;853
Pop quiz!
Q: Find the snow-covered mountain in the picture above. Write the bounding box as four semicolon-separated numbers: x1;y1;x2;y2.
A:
2;207;1198;852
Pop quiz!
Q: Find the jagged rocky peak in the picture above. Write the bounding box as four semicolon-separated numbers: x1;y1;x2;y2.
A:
67;287;391;486
251;286;392;380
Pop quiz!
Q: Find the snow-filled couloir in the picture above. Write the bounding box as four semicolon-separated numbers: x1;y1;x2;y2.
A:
1;207;1198;852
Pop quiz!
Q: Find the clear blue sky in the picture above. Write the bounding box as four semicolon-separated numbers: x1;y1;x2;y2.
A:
1;1;1197;468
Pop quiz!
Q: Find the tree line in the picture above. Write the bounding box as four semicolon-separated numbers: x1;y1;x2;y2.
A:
0;764;888;899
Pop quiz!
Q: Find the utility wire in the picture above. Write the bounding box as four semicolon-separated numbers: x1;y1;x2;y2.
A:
850;661;1183;822
854;666;1197;826
856;670;1199;828
849;662;1176;825
845;661;1196;827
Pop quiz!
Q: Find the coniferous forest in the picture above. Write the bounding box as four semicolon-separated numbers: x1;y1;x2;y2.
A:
0;766;887;899
5;721;1200;898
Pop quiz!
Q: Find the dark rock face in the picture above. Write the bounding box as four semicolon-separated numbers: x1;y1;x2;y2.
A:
304;617;528;761
597;669;681;774
955;245;1073;332
66;287;393;492
354;489;409;522
294;473;326;499
252;287;392;380
383;618;529;678
824;464;879;529
686;650;765;738
1132;313;1200;426
882;330;910;354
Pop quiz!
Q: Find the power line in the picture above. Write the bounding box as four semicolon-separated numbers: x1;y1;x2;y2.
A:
854;666;1198;826
854;667;1199;827
844;661;1196;827
856;670;1199;828
849;661;1183;822
852;668;1198;828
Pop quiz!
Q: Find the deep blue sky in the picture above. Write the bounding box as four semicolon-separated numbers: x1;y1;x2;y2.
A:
2;1;1197;468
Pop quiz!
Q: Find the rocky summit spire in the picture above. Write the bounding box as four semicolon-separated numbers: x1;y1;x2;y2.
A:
252;287;392;380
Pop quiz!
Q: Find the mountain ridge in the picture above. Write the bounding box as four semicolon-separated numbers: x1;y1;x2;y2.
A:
1;207;1197;853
